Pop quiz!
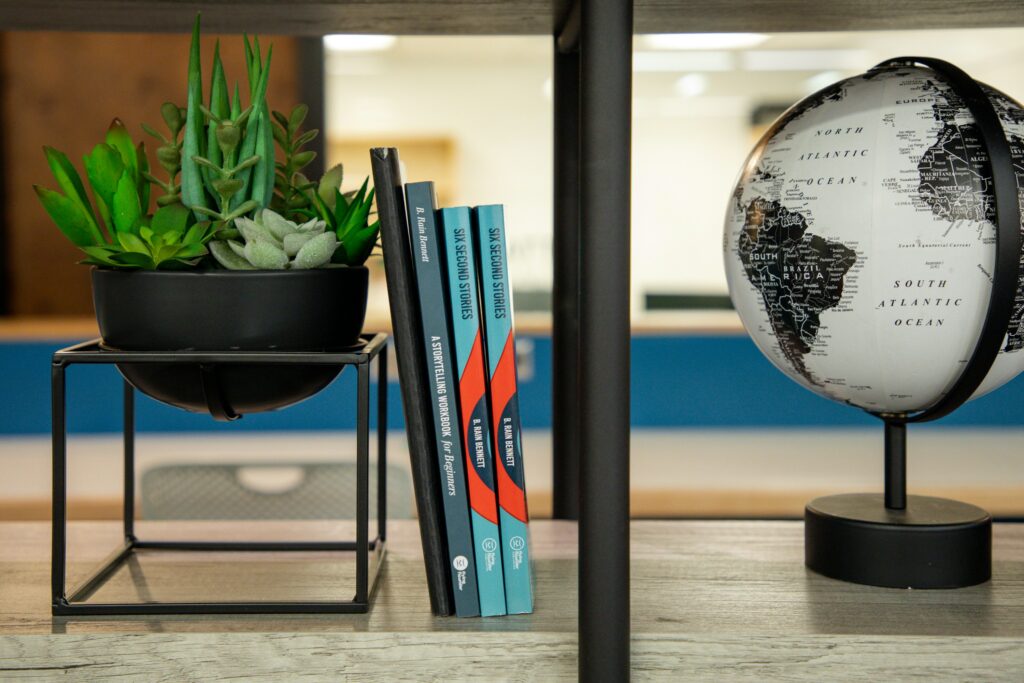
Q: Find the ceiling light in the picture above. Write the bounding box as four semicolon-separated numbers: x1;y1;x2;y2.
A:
643;33;767;50
323;35;397;52
674;73;708;97
633;51;734;72
741;50;867;71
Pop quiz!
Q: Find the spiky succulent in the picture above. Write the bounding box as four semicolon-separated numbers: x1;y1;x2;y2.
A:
142;102;187;207
302;165;380;266
34;119;214;269
209;208;338;270
271;103;318;217
181;15;274;226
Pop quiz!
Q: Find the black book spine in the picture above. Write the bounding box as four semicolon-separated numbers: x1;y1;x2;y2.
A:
406;181;481;617
369;148;453;616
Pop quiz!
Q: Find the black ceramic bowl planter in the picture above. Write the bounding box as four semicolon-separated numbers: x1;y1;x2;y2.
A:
92;267;369;419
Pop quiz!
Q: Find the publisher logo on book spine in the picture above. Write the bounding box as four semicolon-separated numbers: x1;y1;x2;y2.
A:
509;536;525;551
453;555;469;571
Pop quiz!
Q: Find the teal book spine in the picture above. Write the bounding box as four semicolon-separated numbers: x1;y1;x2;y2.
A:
406;182;480;618
471;204;534;615
440;206;508;617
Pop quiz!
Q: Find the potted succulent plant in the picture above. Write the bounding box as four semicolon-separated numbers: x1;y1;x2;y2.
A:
33;17;380;418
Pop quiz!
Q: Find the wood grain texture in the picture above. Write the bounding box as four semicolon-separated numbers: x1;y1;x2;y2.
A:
3;32;300;315
1;520;1022;680
2;633;1023;682
0;0;1022;35
8;485;1024;521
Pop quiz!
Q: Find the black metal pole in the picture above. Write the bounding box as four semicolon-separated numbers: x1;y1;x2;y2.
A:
378;345;388;542
552;35;581;521
884;420;907;510
123;381;136;541
51;360;67;607
356;361;370;604
578;0;632;679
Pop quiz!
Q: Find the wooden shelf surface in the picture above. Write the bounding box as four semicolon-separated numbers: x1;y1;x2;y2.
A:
2;519;1023;679
2;1;1024;35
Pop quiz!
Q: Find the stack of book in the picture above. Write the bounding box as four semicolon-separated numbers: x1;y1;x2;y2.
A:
370;147;534;617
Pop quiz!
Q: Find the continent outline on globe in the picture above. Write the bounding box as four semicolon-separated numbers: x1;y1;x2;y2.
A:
724;65;1024;413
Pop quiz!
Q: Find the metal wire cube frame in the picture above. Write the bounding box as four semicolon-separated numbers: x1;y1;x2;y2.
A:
51;333;389;616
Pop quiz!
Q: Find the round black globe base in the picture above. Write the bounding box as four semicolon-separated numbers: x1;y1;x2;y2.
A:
805;493;991;589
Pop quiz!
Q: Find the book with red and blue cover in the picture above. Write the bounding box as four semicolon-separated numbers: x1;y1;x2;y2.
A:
472;204;534;614
440;206;508;617
406;181;480;618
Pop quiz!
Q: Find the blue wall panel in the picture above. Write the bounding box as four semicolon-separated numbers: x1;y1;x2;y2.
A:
1;334;1022;435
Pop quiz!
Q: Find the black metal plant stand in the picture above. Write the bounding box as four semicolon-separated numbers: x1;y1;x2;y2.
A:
51;333;389;616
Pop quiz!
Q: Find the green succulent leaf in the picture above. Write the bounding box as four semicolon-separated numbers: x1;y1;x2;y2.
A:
232;45;273;210
271;121;288;148
181;13;208;217
215;121;241;159
117;230;148;254
112;171;143;234
161;101;184;135
156;145;180;172
256;102;275;207
82;142;125;230
253;36;265;87
332;188;351;225
173;242;208;259
191;155;221;173
136;141;150;212
292;172;314;191
233;155;260;174
105;119;139;184
212;177;244;198
235;214;280;245
243;34;256;91
260;209;296;241
113;251;157;269
43;147;102;241
79;245;123;266
288;104;308;136
183;221;210;244
342;220;380;265
283;231;314;256
245;238;289;269
151;202;192;235
33;185;103;247
318;163;344;210
141;123;167;143
291;150;316;170
191;205;222;220
294;128;318;148
336;179;372;239
228;238;247;258
293;231;338;269
222;199;260;222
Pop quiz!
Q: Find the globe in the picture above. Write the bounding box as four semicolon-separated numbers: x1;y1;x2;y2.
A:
723;64;1024;415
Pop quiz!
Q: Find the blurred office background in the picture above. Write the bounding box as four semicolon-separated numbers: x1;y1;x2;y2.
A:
2;29;1023;521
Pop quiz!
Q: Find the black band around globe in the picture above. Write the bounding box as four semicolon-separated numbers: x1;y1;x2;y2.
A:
868;58;1022;424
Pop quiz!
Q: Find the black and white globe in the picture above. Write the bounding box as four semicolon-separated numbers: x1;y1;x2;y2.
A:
724;64;1024;414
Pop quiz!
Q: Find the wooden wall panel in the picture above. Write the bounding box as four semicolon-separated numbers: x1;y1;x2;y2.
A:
1;31;300;315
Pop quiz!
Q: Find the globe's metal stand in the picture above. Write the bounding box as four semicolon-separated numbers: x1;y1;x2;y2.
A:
805;57;1019;589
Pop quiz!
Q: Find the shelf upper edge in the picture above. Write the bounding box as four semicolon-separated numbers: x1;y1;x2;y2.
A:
1;1;1023;36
